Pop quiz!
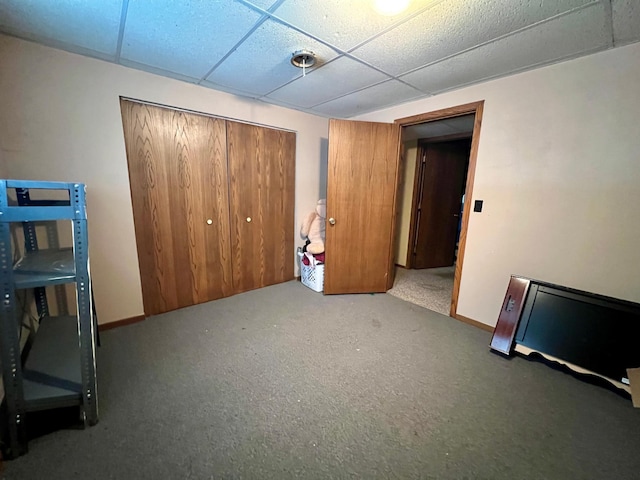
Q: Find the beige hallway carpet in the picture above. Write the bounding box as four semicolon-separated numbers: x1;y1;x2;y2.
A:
387;266;455;316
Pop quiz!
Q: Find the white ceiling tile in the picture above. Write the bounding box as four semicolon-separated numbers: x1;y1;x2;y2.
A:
311;80;425;118
258;96;318;115
205;19;339;96
242;0;280;10
120;0;263;79
0;0;628;118
352;0;594;75
402;114;475;141
612;0;640;46
403;122;454;141
200;79;261;99
118;57;202;83
270;0;440;51
442;115;475;132
400;4;610;94
266;56;388;108
0;0;122;55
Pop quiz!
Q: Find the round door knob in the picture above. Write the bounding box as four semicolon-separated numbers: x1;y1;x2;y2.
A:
246;217;252;223
328;217;336;225
206;219;213;225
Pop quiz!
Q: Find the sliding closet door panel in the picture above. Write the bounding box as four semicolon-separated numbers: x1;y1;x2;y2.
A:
227;121;295;294
121;100;233;315
170;112;233;306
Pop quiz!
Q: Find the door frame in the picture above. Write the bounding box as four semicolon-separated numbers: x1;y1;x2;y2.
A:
395;101;484;321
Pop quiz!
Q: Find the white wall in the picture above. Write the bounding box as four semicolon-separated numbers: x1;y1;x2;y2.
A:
0;34;329;325
395;140;417;267
359;42;640;327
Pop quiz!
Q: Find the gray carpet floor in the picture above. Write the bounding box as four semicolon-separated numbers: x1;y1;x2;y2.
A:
388;266;454;316
3;281;640;479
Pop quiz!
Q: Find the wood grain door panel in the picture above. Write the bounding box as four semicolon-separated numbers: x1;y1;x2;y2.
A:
413;140;470;269
121;100;233;315
324;119;401;294
227;121;295;294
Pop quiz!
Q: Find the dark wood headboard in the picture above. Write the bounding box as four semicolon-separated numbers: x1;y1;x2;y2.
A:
491;276;640;386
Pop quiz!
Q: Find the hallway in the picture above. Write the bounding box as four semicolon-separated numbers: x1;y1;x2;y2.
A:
387;266;454;316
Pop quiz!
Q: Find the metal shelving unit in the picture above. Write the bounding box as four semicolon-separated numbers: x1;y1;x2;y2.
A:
0;179;98;458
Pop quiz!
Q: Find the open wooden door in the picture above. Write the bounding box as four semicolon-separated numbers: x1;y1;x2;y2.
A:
324;119;401;294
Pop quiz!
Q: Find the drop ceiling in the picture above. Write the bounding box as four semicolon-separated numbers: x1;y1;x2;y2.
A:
1;0;638;118
402;114;475;142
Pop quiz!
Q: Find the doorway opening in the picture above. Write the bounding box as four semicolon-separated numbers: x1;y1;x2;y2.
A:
388;102;484;324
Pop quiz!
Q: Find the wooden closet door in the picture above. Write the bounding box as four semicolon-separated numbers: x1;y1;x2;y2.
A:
226;121;295;294
121;100;233;315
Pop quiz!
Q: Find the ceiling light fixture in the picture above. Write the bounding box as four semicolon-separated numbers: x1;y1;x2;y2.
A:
373;0;411;16
291;50;316;77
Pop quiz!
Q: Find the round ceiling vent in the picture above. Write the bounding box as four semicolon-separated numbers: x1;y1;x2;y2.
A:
290;50;317;69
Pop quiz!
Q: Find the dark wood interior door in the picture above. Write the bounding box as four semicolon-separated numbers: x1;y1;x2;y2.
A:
226;121;296;294
413;139;470;269
121;100;233;315
324;119;401;294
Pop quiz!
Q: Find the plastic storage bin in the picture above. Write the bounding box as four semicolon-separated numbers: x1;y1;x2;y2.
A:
298;250;324;293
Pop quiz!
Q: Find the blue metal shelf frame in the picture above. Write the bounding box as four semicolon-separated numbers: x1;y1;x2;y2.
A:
0;180;98;458
16;188;49;318
13;248;76;287
0;217;28;457
16;189;70;317
70;184;98;426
